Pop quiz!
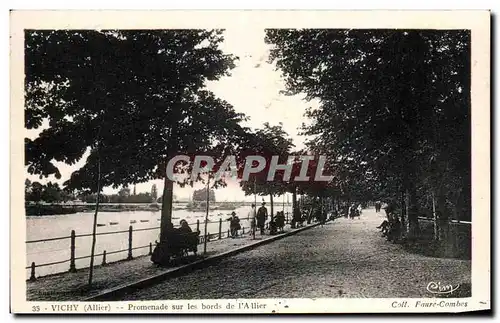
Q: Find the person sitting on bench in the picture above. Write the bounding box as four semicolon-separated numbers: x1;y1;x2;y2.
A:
376;220;390;236
386;217;402;243
275;211;285;232
178;219;192;234
227;211;241;238
269;216;278;235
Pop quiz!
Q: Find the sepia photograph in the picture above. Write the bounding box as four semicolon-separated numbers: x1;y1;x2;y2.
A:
10;10;490;313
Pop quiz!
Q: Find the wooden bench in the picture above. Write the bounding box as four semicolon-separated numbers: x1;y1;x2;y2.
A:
151;231;200;266
169;231;200;256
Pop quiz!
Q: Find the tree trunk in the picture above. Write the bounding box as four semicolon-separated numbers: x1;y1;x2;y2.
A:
435;188;453;257
400;189;407;236
407;183;420;240
88;153;101;287
435;189;449;243
252;178;257;239
292;187;298;226
203;177;210;254
292;188;297;213
320;196;324;220
269;193;274;220
159;123;178;242
432;192;439;241
159;177;174;242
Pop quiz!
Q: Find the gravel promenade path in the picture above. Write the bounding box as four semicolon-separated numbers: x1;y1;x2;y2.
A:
118;209;471;300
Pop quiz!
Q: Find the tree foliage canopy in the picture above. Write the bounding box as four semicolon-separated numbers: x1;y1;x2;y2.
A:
266;29;471;221
25;29;252;192
239;122;294;197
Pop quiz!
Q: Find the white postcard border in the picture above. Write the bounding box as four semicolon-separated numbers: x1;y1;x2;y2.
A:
10;10;490;313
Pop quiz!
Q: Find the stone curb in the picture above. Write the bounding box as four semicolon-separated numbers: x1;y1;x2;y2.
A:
83;221;323;301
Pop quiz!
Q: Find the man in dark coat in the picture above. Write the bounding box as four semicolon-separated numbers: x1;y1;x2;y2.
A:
257;202;268;235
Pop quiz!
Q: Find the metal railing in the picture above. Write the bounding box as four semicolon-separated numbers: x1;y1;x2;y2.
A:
417;216;471;225
26;213;293;281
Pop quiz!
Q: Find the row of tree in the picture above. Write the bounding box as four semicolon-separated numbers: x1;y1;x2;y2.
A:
265;29;472;241
25;179;164;204
78;192;158;204
25;30;471;283
25;179;73;203
23;29;327;286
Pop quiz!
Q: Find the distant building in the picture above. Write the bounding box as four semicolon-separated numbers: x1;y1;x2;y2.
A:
192;188;216;202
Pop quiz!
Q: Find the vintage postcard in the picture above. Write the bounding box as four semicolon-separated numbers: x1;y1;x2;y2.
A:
10;10;490;314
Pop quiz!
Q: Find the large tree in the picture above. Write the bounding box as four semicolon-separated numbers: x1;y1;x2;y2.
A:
25;30;252;248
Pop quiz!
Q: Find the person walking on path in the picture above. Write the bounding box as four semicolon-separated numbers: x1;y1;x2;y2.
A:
357;203;363;217
257;202;268;235
248;203;257;236
348;204;355;219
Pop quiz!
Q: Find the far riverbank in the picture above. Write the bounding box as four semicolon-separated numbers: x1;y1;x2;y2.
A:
24;201;268;216
25;203;162;216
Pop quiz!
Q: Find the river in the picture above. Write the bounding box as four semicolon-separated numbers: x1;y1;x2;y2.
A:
26;203;293;279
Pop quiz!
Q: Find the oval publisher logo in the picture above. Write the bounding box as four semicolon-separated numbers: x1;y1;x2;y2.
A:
426;282;460;295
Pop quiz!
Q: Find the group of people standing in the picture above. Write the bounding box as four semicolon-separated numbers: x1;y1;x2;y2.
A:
225;201;290;238
224;202;275;238
347;203;363;219
248;202;269;235
246;202;286;236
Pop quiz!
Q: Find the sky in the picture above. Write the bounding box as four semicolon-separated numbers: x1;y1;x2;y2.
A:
25;28;318;202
